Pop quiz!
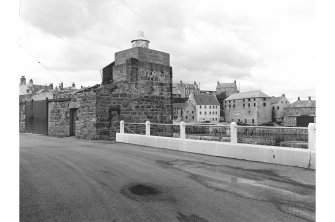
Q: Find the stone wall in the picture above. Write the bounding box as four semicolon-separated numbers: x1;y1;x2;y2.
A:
19;102;25;133
48;100;71;137
283;116;296;127
73;90;97;139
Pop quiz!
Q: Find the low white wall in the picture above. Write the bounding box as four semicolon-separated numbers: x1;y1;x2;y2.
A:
116;133;315;169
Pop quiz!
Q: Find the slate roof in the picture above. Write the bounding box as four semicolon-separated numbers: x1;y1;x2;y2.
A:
289;100;316;108
270;96;281;104
217;82;236;88
173;103;186;109
193;94;220;105
225;90;270;100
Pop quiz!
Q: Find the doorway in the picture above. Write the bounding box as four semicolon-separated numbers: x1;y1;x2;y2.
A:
70;108;78;136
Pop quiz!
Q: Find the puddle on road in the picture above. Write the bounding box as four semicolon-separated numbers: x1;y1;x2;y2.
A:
121;182;176;203
157;159;315;221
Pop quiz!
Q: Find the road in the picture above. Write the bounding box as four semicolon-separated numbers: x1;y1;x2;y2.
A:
20;134;315;222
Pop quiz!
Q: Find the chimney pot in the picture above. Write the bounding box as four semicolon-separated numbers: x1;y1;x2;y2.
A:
298;97;300;101
309;96;311;100
282;94;285;97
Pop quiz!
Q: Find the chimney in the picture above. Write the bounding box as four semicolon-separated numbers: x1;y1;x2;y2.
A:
29;79;33;87
234;80;236;85
180;80;182;85
72;82;75;88
194;81;196;85
59;82;63;90
20;76;26;86
217;81;219;85
49;83;53;89
282;94;285;97
81;86;83;89
298;97;300;101
308;96;311;100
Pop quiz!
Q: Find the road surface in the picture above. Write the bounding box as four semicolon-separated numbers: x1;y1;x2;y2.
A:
20;134;315;222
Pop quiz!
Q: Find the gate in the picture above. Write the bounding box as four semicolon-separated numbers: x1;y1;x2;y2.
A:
296;115;314;127
24;100;48;134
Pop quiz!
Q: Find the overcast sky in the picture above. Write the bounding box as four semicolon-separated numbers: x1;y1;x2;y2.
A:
19;0;316;101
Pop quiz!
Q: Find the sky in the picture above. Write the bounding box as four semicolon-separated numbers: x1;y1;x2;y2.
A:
19;0;316;102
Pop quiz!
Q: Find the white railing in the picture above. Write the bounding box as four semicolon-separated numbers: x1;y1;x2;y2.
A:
120;121;316;150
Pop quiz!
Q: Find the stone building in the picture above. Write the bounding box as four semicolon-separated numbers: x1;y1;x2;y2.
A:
216;80;239;97
182;100;197;123
172;81;200;98
224;90;272;125
173;103;185;121
45;32;173;140
283;97;316;127
270;94;290;124
188;93;220;123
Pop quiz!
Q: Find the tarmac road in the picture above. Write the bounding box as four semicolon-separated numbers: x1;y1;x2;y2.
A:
20;134;315;222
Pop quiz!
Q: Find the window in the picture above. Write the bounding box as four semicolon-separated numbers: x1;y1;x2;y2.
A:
254;103;256;107
204;105;206;108
254;98;256;101
252;119;254;124
248;98;251;102
233;100;235;103
243;104;245;108
238;119;240;122
243;99;245;102
200;105;202;109
204;111;207;115
209;105;211;109
245;119;247;123
232;119;234;122
229;105;231;108
187;110;189;113
209;111;211;115
286;101;287;104
281;101;283;103
192;116;194;119
225;105;226;108
263;103;266;107
192;111;194;114
277;106;279;110
186;116;188;119
200;111;202;115
248;104;250;107
263;98;266;101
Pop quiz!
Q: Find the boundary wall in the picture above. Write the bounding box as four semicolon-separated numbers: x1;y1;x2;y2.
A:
116;133;315;169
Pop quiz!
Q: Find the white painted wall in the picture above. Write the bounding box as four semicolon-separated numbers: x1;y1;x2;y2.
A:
196;105;220;123
116;133;315;169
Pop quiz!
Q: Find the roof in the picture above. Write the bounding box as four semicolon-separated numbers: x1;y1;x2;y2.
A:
270;96;281;104
173;103;186;109
217;82;236;88
193;94;220;105
172;87;181;95
289;100;316;108
225;90;270;100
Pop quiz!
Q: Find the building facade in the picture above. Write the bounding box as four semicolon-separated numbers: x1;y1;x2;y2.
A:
187;93;220;123
283;97;316;127
172;81;200;98
270;94;290;124
224;90;272;125
216;80;239;97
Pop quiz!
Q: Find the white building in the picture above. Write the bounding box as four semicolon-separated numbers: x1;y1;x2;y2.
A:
188;93;220;123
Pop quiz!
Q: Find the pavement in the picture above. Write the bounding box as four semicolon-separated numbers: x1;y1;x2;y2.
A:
20;134;315;222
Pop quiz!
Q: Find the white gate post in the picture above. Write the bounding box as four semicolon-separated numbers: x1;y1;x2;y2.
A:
146;121;151;136
180;121;186;139
120;120;124;134
230;122;237;143
308;123;316;151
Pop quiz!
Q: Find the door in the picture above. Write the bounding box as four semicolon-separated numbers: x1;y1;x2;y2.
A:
296;115;314;127
32;100;48;134
70;108;78;136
